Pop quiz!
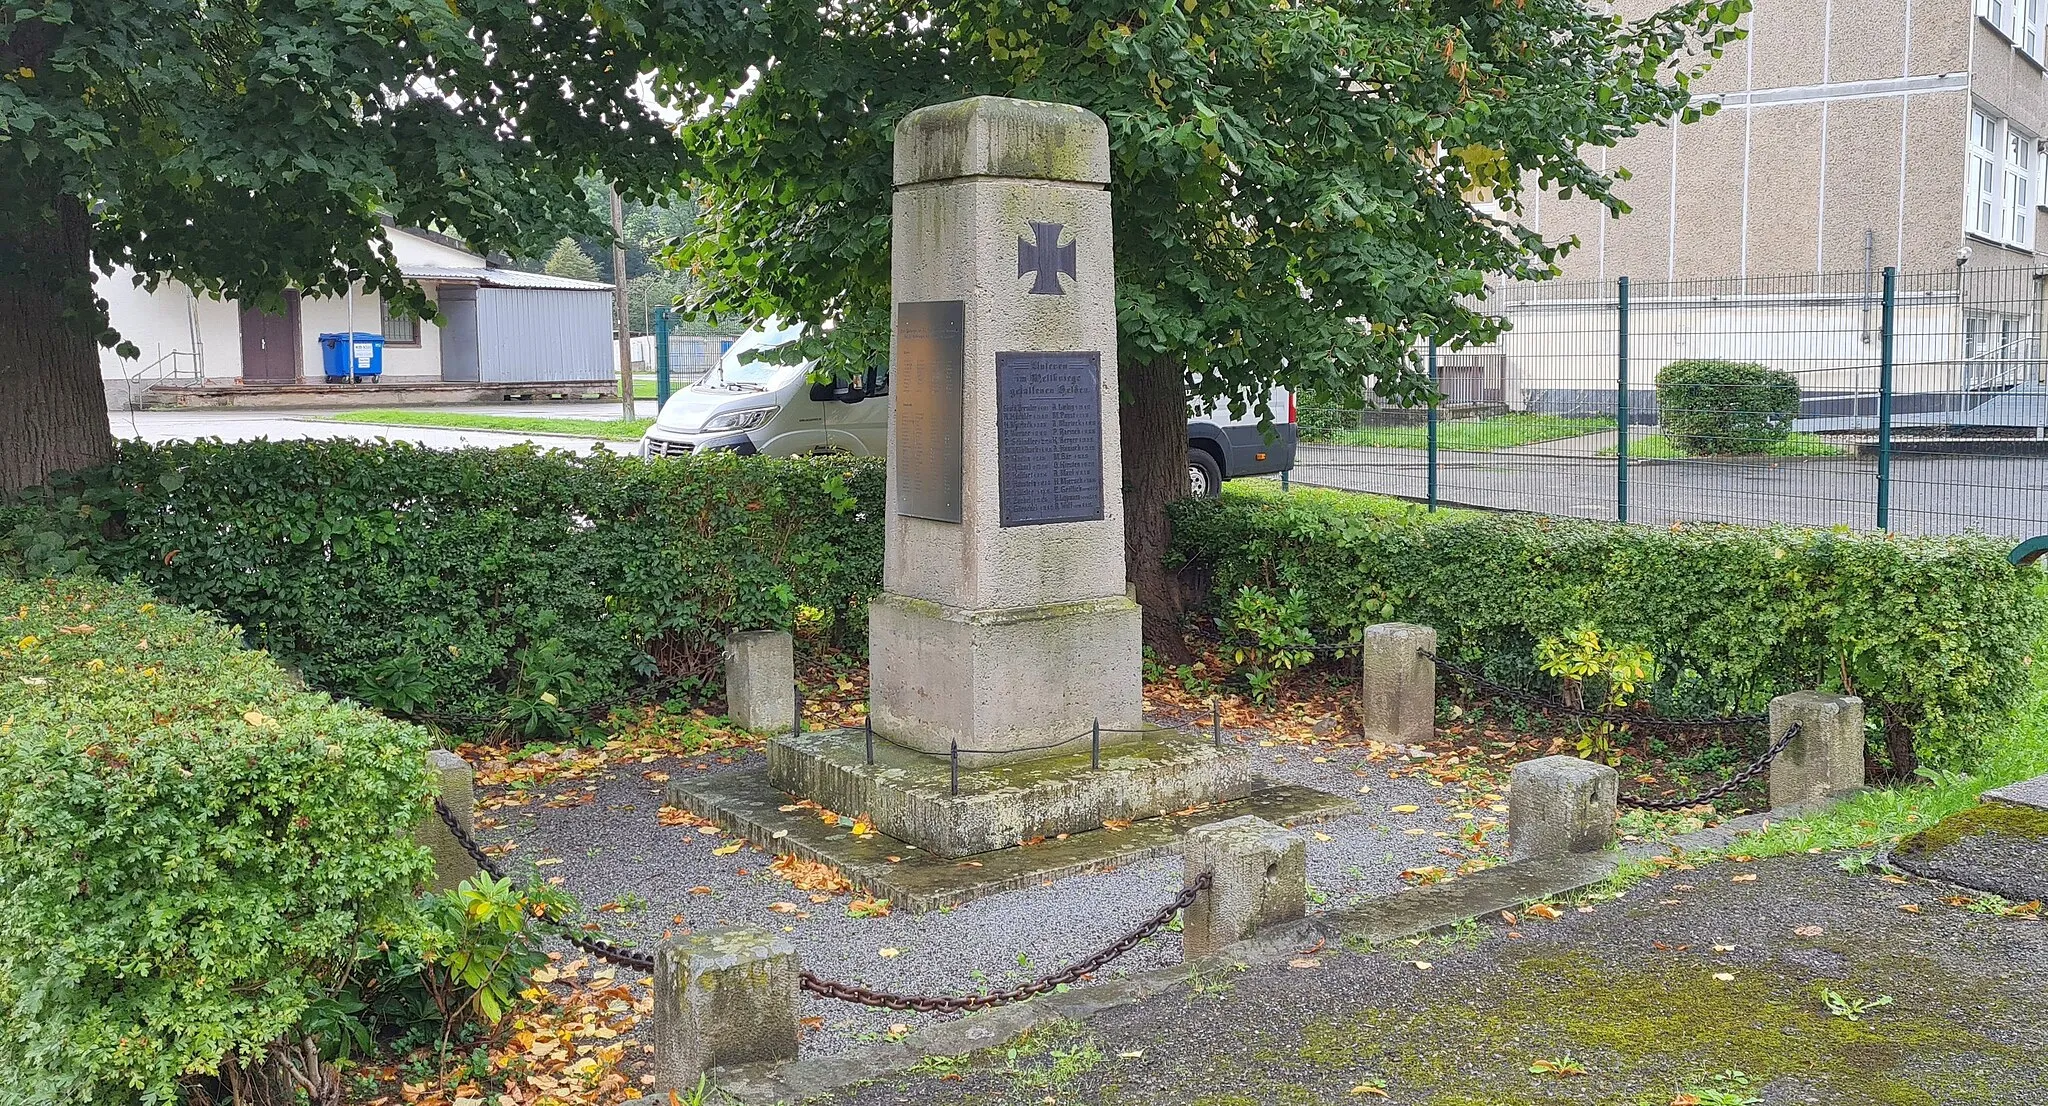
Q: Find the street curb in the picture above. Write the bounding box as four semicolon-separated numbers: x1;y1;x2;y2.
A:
705;852;1620;1104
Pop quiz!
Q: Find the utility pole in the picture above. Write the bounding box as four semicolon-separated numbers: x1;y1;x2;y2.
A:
611;184;634;418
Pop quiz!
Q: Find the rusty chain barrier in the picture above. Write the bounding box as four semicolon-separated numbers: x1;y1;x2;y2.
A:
1418;649;1768;730
797;873;1210;1012
434;800;1209;1005
1617;721;1802;812
432;799;657;973
1414;650;1800;811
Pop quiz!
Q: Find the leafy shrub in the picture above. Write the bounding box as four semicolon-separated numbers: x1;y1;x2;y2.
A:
1294;404;1361;442
1173;484;2046;770
1220;586;1317;704
342;875;573;1060
1655;359;1801;454
13;440;885;739
0;573;434;1105
1533;627;1654;764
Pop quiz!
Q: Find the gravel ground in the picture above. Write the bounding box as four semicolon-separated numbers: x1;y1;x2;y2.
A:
815;853;2048;1105
471;723;1500;1054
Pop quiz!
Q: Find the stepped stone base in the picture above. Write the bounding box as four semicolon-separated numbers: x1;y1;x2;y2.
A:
667;763;1356;912
1890;773;2048;903
763;727;1258;858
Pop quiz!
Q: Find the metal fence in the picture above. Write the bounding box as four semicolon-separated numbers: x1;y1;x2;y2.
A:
1293;265;2048;540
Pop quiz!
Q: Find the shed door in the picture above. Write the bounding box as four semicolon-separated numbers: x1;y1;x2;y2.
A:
437;285;480;382
239;293;300;383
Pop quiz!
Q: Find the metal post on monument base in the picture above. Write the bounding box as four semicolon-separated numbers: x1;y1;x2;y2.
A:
864;714;874;766
1091;719;1101;770
1212;699;1223;748
949;741;960;796
793;683;802;739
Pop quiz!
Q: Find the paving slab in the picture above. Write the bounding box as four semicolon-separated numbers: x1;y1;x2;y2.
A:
1891;796;2048;904
1983;771;2048;810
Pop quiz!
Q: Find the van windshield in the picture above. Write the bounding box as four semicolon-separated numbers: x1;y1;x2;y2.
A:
711;321;807;390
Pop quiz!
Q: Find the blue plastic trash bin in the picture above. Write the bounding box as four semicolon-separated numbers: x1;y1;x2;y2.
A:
318;332;385;383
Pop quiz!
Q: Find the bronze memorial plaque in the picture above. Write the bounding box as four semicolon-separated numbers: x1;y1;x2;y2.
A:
996;352;1104;527
894;300;966;522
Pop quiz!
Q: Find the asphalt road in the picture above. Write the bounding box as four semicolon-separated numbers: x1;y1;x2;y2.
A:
1294;443;2048;539
820;854;2048;1105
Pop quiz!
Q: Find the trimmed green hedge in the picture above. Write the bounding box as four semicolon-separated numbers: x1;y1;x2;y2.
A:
1655;359;1801;455
14;440;886;735
0;573;433;1104
1173;485;2046;769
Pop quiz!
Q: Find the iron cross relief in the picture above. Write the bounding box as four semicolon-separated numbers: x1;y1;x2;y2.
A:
1017;221;1077;296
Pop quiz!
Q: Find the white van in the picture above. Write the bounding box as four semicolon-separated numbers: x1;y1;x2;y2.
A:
640;322;1296;495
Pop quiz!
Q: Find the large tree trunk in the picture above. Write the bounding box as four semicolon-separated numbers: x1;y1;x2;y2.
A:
1;186;114;494
1120;354;1191;662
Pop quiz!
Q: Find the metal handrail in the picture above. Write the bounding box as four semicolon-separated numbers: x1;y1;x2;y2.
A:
127;349;202;387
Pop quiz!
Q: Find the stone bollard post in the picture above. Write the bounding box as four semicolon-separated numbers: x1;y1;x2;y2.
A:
1181;815;1307;959
1508;756;1618;862
1767;691;1866;811
420;749;478;893
653;929;801;1094
1360;623;1438;745
725;630;796;732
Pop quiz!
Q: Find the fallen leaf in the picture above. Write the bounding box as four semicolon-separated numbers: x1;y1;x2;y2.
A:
1899;903;1922;914
1350;1085;1389;1097
1389;804;1420;814
1794;925;1826;937
1288;957;1323;969
877;947;901;958
1730;873;1757;883
688;885;714;895
848;898;892;918
1713;972;1735;981
767;902;802;914
712;841;744;856
1412;961;1433;971
1526;904;1562;921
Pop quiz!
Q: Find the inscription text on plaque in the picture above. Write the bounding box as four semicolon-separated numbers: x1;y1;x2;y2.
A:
995;351;1104;527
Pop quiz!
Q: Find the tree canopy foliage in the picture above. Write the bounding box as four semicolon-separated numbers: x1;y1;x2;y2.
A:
673;0;1748;416
0;0;729;488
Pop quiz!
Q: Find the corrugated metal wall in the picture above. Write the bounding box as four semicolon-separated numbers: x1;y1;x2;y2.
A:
476;288;614;382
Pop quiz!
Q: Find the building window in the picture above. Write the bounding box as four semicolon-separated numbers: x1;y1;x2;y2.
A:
379;299;420;346
1970;111;2002;239
1967;110;2042;249
1983;0;2047;60
2006;130;2036;247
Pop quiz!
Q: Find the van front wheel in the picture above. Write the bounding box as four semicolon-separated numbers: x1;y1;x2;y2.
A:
1187;448;1223;499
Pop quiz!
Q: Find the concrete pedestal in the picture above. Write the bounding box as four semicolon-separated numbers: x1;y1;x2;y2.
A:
869;96;1136;764
867;592;1141;764
767;727;1254;858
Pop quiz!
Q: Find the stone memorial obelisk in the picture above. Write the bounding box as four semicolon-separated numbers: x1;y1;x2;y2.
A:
867;96;1142;765
696;96;1351;887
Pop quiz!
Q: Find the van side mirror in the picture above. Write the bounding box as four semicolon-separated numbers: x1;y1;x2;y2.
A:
808;380;838;402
